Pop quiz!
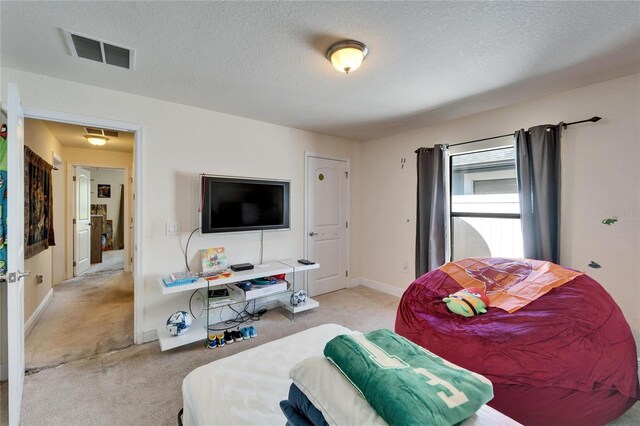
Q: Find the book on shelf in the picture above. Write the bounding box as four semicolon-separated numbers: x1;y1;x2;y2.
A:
162;275;198;287
200;247;228;276
170;271;199;281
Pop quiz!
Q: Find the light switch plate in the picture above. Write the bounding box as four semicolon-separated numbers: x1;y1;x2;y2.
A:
165;222;180;235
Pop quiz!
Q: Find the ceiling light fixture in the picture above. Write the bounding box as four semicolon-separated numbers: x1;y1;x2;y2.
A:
326;40;368;74
85;135;109;146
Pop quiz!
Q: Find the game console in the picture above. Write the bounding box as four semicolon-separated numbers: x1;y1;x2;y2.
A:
230;263;254;272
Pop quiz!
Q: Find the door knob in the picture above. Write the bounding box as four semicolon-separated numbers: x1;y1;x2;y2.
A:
7;269;31;283
309;232;318;236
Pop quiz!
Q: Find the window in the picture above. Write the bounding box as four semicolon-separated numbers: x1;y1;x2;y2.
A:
450;146;523;260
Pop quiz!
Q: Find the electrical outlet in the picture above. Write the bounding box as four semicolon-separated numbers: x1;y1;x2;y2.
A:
36;274;44;285
165;222;181;235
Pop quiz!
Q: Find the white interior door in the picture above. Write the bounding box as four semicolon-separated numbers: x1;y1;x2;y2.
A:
4;82;28;426
74;167;91;276
306;156;348;296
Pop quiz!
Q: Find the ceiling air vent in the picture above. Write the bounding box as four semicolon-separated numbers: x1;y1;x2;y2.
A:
84;127;120;138
63;29;135;70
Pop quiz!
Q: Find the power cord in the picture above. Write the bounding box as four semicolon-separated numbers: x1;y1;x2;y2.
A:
188;289;205;319
184;227;200;271
206;300;268;332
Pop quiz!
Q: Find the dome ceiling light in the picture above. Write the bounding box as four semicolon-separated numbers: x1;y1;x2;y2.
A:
326;40;368;74
85;135;109;146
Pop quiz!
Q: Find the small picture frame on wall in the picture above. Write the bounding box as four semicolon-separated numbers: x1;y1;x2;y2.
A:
97;184;111;198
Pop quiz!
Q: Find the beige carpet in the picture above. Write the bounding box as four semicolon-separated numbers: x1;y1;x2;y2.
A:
25;268;133;371
83;249;125;275
20;286;397;425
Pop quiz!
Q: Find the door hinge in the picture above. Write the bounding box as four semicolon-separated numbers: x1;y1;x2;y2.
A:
73;261;76;267
345;270;349;278
72;176;77;182
133;193;135;200
72;218;76;225
346;221;349;229
345;171;349;179
130;257;133;264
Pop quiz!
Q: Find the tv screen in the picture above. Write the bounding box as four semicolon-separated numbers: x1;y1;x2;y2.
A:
201;176;290;233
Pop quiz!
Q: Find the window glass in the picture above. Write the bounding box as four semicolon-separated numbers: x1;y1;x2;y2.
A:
452;217;523;260
450;146;523;260
451;146;519;214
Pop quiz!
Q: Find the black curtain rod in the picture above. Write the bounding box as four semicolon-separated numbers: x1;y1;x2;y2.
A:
414;116;601;152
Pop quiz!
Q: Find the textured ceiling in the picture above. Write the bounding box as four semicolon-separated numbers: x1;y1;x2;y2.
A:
2;1;639;142
38;120;134;153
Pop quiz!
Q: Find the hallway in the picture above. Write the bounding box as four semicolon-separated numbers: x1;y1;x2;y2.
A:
25;250;133;371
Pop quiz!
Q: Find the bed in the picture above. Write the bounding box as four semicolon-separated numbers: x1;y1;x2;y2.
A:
182;323;520;425
395;261;640;426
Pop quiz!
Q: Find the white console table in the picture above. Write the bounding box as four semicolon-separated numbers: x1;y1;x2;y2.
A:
157;259;319;351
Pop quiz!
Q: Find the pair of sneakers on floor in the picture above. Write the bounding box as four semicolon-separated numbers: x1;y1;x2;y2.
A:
207;326;256;349
240;326;257;340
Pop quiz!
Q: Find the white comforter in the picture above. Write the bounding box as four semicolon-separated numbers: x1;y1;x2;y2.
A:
182;324;354;426
182;323;520;426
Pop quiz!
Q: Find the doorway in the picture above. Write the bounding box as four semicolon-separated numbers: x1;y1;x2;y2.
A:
305;153;350;296
20;118;136;370
78;166;127;276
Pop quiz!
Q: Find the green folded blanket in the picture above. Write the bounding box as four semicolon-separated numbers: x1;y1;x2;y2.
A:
323;329;493;426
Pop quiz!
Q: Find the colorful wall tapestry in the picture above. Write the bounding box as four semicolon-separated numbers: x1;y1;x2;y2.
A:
24;146;55;258
0;133;7;276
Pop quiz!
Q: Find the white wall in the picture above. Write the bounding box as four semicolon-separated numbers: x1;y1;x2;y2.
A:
359;73;640;346
1;68;362;339
87;167;125;249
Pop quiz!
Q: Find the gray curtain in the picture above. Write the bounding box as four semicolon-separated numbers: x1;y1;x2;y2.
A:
416;144;448;278
515;123;562;263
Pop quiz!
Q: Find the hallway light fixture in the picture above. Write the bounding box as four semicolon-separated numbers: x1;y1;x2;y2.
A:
326;40;368;74
85;135;108;146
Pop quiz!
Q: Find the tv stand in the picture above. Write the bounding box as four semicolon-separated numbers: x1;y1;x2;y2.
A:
157;259;319;351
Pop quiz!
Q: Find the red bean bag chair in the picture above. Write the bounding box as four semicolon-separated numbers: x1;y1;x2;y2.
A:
395;263;639;425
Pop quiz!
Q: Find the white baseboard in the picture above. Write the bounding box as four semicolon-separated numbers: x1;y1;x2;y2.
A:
351;277;405;298
25;288;54;337
142;329;158;343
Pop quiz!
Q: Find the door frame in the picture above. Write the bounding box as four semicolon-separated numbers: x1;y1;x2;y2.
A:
68;165;131;276
304;152;351;291
21;106;145;344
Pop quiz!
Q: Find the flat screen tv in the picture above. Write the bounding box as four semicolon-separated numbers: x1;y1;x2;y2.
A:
200;176;290;233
